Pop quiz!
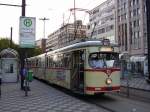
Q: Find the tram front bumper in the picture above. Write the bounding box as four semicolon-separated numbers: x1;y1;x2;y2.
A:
85;86;120;95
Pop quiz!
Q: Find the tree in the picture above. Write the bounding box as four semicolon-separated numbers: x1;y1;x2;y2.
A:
0;38;19;51
0;37;42;57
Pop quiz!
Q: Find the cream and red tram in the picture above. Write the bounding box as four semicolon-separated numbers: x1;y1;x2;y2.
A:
26;40;120;95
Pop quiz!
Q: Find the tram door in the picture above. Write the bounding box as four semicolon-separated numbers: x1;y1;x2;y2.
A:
71;50;85;93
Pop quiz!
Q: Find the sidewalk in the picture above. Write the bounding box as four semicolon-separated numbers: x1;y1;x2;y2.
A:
0;80;107;112
121;76;150;91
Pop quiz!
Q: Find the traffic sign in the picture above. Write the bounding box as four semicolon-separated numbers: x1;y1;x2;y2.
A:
19;16;36;48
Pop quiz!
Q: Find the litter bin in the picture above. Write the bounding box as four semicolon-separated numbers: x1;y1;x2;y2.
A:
26;70;33;82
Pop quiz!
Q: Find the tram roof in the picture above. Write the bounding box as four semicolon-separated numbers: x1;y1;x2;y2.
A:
47;40;118;55
27;40;118;60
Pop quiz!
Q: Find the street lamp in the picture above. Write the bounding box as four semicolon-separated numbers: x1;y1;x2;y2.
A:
39;17;49;38
146;0;150;83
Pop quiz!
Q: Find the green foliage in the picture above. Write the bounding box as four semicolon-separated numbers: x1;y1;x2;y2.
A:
0;37;42;58
0;38;19;51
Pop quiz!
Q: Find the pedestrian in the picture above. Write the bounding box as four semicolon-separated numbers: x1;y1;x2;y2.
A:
20;67;27;90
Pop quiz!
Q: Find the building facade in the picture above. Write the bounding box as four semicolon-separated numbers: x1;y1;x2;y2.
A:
117;0;147;56
87;0;116;44
35;38;47;53
46;20;87;51
116;0;148;75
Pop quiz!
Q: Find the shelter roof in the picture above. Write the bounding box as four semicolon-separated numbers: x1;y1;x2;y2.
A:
0;48;18;58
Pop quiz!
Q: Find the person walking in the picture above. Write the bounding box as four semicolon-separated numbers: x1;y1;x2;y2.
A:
20;67;27;90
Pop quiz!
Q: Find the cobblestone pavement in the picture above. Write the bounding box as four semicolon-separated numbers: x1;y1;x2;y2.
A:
0;80;108;112
121;77;150;91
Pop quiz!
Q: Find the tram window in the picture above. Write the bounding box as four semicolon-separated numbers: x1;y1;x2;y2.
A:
89;53;105;68
46;57;48;68
36;59;38;67
63;54;71;68
89;52;119;68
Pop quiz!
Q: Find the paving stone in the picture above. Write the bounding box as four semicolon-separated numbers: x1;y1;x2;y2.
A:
0;80;109;112
121;77;150;91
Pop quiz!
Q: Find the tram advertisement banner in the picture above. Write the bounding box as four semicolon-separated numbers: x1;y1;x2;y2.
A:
19;16;36;48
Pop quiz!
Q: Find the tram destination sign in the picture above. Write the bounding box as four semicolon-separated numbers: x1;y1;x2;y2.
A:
19;16;36;48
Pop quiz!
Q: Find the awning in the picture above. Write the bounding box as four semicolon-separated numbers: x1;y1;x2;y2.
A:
130;56;146;62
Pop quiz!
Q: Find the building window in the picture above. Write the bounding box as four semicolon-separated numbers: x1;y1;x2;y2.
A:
133;9;136;16
136;0;139;4
130;11;133;18
137;19;140;26
98;28;105;34
130;1;132;7
133;20;136;27
137;8;140;15
133;0;136;5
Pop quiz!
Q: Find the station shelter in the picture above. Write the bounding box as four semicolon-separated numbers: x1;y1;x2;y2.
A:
0;48;19;83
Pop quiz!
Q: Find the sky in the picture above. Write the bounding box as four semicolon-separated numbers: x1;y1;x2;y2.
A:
0;0;106;44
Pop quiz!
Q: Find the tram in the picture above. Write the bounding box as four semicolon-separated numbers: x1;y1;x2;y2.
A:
26;39;120;95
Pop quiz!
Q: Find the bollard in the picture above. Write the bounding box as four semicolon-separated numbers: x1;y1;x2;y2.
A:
25;79;28;96
24;69;33;96
126;71;132;97
127;78;130;97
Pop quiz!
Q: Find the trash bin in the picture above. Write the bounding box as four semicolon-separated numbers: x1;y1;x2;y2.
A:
27;70;33;82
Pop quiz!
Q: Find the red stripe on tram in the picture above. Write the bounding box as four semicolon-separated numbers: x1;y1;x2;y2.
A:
84;68;120;74
86;86;120;91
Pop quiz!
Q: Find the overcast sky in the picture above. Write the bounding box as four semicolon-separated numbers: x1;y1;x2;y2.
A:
0;0;106;44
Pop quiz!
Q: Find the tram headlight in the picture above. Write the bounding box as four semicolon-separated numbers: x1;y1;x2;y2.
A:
106;78;112;85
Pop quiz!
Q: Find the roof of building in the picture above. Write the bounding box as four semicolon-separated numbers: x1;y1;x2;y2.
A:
0;48;19;58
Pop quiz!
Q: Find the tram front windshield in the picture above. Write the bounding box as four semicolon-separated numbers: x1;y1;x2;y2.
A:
89;52;119;68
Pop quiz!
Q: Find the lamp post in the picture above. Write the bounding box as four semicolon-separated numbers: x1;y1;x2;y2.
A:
0;0;29;95
39;17;49;38
146;0;150;83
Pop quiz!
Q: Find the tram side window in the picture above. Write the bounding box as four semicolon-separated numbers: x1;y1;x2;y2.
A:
57;54;63;67
63;54;71;68
45;57;48;68
50;57;53;67
36;59;38;67
32;60;35;67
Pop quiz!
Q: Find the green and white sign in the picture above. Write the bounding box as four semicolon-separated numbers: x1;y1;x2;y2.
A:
19;17;36;48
